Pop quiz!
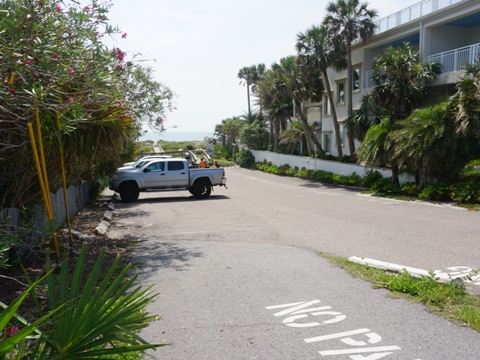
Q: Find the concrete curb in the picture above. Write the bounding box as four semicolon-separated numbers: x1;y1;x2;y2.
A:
348;256;472;285
95;220;110;235
94;197;116;235
63;229;94;242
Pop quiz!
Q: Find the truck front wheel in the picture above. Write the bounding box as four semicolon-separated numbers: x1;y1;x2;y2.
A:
119;183;139;202
192;181;211;199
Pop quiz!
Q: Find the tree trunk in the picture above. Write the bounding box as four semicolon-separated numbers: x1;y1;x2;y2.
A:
295;101;326;158
391;161;400;187
268;120;274;149
346;42;357;161
246;84;251;114
322;69;343;158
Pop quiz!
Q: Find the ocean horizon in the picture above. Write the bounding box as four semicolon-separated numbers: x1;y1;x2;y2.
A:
140;131;215;142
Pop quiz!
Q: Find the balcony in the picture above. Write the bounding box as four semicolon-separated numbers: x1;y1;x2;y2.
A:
375;0;464;34
427;43;480;73
363;43;480;89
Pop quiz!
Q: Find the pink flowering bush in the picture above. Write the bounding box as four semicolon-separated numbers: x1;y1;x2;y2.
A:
0;0;175;210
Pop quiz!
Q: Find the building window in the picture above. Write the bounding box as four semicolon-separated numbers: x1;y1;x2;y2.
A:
337;82;345;104
323;95;331;116
324;132;331;153
353;67;360;91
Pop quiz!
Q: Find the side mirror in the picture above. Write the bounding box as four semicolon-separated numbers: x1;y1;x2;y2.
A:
143;168;150;173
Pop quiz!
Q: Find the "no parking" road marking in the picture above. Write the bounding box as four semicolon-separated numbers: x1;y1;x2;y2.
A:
266;300;420;359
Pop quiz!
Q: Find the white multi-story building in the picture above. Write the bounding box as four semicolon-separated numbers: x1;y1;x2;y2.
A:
306;0;480;157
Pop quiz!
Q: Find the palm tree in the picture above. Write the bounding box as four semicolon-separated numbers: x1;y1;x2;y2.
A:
223;116;247;147
240;110;262;124
279;121;307;154
370;42;439;121
214;120;228;147
359;42;439;186
348;94;386;142
357;117;399;183
296;24;347;158
323;0;378;158
238;64;266;115
389;102;466;184
255;68;292;150
268;56;326;157
454;62;480;142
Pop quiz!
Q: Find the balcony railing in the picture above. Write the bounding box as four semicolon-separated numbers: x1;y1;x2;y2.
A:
364;43;480;88
427;43;480;73
375;0;464;34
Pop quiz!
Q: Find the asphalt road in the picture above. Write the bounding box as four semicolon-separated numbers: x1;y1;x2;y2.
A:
107;167;480;359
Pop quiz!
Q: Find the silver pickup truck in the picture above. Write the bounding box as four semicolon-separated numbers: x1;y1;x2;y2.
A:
109;158;227;202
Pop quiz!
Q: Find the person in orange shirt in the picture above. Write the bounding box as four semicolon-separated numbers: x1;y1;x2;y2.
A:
199;158;207;168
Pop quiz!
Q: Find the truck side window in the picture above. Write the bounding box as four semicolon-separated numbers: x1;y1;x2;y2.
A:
168;161;185;171
147;162;165;172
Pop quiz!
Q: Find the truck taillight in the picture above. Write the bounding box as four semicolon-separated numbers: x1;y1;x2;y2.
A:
222;170;225;177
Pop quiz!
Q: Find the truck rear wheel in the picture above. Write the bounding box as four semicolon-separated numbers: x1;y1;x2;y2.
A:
192;181;211;199
119;183;139;202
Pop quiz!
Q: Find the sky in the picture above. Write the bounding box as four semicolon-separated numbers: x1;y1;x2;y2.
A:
106;0;422;134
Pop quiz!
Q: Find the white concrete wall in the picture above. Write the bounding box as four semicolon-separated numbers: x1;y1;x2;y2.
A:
250;150;414;184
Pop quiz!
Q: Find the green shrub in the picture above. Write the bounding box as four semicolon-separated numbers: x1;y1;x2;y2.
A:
460;159;480;179
370;177;400;193
216;159;235;167
362;170;383;188
451;181;480;204
276;164;291;176
401;182;421;196
295;168;314;179
418;182;452;201
342;173;363;186
237;150;256;168
285;167;296;176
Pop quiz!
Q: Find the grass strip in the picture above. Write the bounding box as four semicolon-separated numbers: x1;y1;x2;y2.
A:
321;253;480;333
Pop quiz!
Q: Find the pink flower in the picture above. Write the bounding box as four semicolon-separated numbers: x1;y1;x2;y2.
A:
118;100;123;107
115;64;125;71
9;88;15;94
83;103;89;109
51;53;58;59
67;97;73;103
9;326;19;337
114;48;125;61
55;5;62;12
121;32;127;39
83;6;90;11
67;68;74;73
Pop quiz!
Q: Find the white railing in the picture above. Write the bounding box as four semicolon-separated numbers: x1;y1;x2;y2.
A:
363;43;480;88
375;0;464;34
427;43;480;73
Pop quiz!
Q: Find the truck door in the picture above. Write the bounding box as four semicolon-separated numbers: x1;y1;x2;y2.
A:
166;160;189;187
143;161;167;188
